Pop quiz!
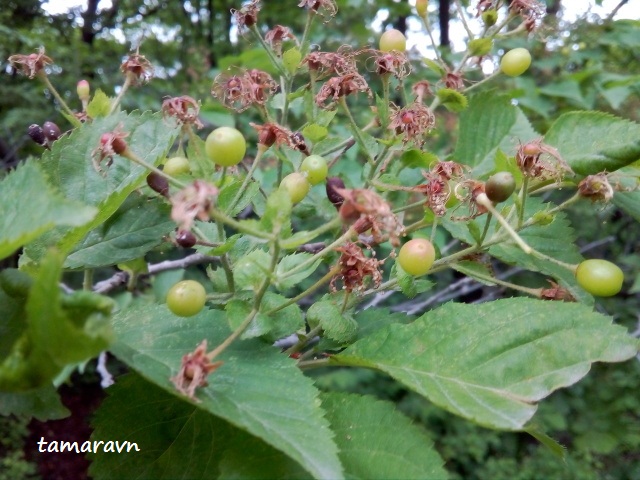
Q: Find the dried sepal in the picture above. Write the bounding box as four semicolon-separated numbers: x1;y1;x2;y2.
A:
578;173;614;203
515;138;572;181
330;241;383;293
8;47;53;79
171;340;223;400
171;180;219;231
388;102;435;146
161;95;204;129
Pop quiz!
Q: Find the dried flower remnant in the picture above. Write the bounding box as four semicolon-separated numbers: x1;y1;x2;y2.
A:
476;0;497;15
120;52;154;85
161;95;204;129
578;173;614;203
416;162;467;217
298;0;338;19
212;69;277;112
444;72;465;91
302;46;358;77
232;0;260;34
330;242;383;293
265;25;296;56
370;50;411;79
171;180;219;231
250;122;308;153
509;0;545;31
515;139;572;181
8;47;53;79
92;126;129;174
388;102;435;146
412;80;433;103
540;280;575;302
453;179;489;219
171;340;223;400
337;188;404;246
316;73;371;108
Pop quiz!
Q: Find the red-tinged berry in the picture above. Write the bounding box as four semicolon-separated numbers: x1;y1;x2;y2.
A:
146;172;170;197
42;121;61;142
326;177;345;208
176;230;197;248
77;79;90;101
28;124;46;146
485;172;516;203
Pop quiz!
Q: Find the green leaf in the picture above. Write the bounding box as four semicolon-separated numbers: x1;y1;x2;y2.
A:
454;91;537;176
0;250;113;391
452;260;496;286
538;80;588;108
543;111;640;175
399;149;439;169
86;89;112;118
301;123;329;143
436;88;468;112
110;303;343;479
0;161;96;261
218;179;261;217
187;130;215;180
233;249;271;291
335;298;638;430
261;189;292;236
0;385;69;421
24;111;180;262
275;253;321;290
65;195;174;269
321;392;447;480
307;300;357;344
394;263;434;299
90;373;225;479
354;308;413;341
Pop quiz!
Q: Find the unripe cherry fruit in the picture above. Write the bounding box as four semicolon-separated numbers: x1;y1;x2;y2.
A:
398;238;436;276
280;172;310;204
163;156;190;177
416;0;428;18
379;29;407;53
205;126;246;167
485;172;516;203
300;155;329;185
500;48;532;77
166;280;207;317
576;259;624;297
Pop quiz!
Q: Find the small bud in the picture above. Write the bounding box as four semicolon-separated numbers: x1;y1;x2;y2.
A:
416;0;428;18
42;121;61;142
176;230;197;248
77;79;90;102
27;124;46;146
326;177;345;209
482;9;498;27
146;172;170;197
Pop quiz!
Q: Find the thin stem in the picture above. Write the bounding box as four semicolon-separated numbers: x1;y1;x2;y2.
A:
475;193;532;254
392;199;427;214
279;227;355;280
518;176;529;228
207;308;259;361
479;213;493;246
339;97;374;164
299;10;316;57
208;208;274;241
430;216;439;243
227;146;265;214
37;72;78;122
284;325;322;356
454;0;474;40
464;70;501;94
123;149;187;189
458;264;542;297
421;11;444;64
109;73;133;115
83;269;94;291
266;267;340;316
297;357;332;370
250;25;288;78
280;216;343;250
216;221;235;292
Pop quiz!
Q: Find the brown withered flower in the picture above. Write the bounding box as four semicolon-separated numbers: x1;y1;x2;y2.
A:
476;0;496;15
171;340;223;400
92;126;129;174
337;188;404;246
515;139;572;181
265;25;296;56
302;47;357;77
444;72;465;91
453;179;489;219
250;122;308;153
331;242;383;293
414;162;467;216
316;73;371;109
161;95;204;129
120;52;154;84
509;0;545;31
369;50;411;79
212;68;277;112
388;102;435;146
578;173;614;203
298;0;338;19
412;80;433;103
171;180;219;231
232;0;260;34
8;47;53;79
540;281;575;302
